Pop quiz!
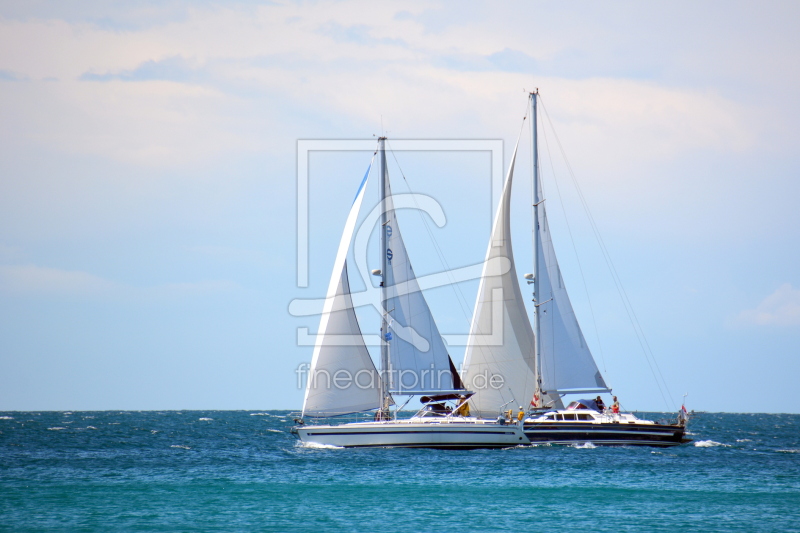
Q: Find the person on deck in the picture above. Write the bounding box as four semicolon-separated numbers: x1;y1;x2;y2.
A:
456;396;470;417
595;396;606;412
517;406;525;422
612;396;620;414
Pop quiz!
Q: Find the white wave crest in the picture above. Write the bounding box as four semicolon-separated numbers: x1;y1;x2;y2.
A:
86;426;97;430
736;439;752;442
572;442;597;449
47;427;67;431
198;417;213;421
0;416;13;420
170;445;191;450
250;413;269;416
266;429;282;433
694;440;730;447
777;449;800;454
296;441;344;449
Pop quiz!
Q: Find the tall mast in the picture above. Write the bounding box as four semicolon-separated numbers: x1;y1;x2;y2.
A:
378;136;390;418
530;90;543;404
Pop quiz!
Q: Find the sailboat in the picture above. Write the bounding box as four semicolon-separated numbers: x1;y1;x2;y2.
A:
293;137;529;449
462;90;688;446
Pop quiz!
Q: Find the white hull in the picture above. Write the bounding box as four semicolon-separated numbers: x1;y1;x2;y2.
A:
295;418;529;449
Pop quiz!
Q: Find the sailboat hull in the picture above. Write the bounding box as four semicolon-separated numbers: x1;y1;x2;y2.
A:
295;419;529;449
523;421;688;447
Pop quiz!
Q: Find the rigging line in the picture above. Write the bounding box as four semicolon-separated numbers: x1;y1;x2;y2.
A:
537;103;608;376
539;97;670;409
384;95;529;348
386;113;531;407
384;140;475;331
538;96;675;410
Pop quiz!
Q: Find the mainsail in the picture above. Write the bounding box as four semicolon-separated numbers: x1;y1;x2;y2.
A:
381;166;461;394
302;166;382;417
461;140;539;416
535;192;610;394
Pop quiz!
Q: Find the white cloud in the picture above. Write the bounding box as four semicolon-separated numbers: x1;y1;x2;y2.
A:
0;2;768;168
0;264;117;295
737;283;800;327
0;264;238;299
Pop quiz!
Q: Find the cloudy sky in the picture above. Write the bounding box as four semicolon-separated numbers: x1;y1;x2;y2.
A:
1;1;798;413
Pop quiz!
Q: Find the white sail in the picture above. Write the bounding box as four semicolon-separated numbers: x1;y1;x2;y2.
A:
302;167;382;417
535;199;610;394
461;140;539;416
382;168;458;394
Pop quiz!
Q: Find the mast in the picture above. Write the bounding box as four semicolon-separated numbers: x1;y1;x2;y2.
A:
530;90;543;406
378;136;390;419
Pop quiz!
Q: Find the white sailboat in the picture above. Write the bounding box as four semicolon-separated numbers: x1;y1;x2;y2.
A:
463;90;688;446
294;138;529;449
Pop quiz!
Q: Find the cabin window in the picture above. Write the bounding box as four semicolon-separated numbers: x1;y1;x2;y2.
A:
577;414;593;421
563;413;577;421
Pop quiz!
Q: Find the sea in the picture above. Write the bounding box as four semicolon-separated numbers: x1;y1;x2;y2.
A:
1;411;798;532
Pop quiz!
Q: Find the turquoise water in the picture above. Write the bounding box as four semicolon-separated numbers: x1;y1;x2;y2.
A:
1;411;799;531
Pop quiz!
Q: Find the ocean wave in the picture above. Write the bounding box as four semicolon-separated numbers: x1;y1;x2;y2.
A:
500;444;529;451
572;442;597;449
694;440;730;447
296;441;343;449
47;427;67;431
170;445;191;450
736;439;752;442
250;413;270;416
86;426;97;430
266;429;282;433
0;416;13;420
777;449;800;454
198;418;213;421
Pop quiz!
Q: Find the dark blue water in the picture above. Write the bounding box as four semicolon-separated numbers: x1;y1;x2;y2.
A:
1;411;799;531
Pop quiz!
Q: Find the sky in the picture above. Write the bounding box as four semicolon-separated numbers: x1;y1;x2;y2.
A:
1;1;798;413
